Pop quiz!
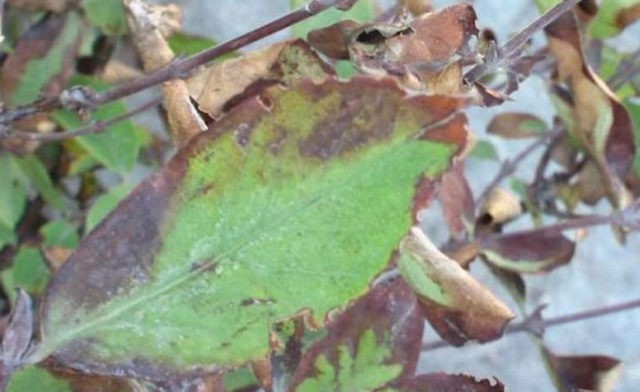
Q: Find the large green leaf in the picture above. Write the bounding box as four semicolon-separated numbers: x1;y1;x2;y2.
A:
37;77;467;378
6;366;72;392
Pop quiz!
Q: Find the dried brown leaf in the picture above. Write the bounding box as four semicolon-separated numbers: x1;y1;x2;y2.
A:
307;20;361;60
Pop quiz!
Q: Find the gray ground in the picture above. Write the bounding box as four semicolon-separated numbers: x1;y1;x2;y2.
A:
152;1;640;390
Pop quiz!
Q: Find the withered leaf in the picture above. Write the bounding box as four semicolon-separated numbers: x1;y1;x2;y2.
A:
398;228;514;346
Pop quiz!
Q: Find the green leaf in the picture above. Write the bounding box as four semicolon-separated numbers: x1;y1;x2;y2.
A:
41;220;80;249
297;330;402;392
290;0;377;39
53;76;144;173
169;32;216;57
13;155;68;210
85;184;133;233
38;78;466;378
470;139;499;161
11;14;80;105
590;0;640;38
0;155;27;235
0;221;17;249
82;0;127;36
6;366;72;392
1;246;51;302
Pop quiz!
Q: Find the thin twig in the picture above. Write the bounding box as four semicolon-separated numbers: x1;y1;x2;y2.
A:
464;0;581;84
475;128;564;208
422;297;640;351
0;0;349;126
0;96;161;142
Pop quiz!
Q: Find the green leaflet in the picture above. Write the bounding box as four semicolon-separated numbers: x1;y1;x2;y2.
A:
82;0;127;36
38;77;465;378
296;330;402;392
6;366;72;392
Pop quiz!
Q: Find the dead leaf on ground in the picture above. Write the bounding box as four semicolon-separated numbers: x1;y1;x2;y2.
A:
398;227;514;346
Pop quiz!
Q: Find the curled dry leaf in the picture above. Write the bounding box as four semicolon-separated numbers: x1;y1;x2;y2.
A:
397;0;432;16
289;278;424;391
394;372;504;392
187;39;333;119
487;112;548;139
35;77;468;379
124;0;205;146
479;228;576;274
546;12;636;208
398;227;514;346
541;347;621;392
477;187;523;229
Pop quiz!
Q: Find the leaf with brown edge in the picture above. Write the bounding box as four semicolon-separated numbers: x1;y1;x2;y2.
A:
187;39;333;119
541;347;621;392
307;20;361;60
398;227;514;346
439;160;474;240
479;228;576;274
393;372;504;392
546;12;635;208
35;77;469;380
288;278;424;391
487;112;548;139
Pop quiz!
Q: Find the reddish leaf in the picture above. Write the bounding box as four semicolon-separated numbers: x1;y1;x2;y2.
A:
480;229;576;273
288;278;424;391
439;161;474;240
542;347;621;392
394;372;504;392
